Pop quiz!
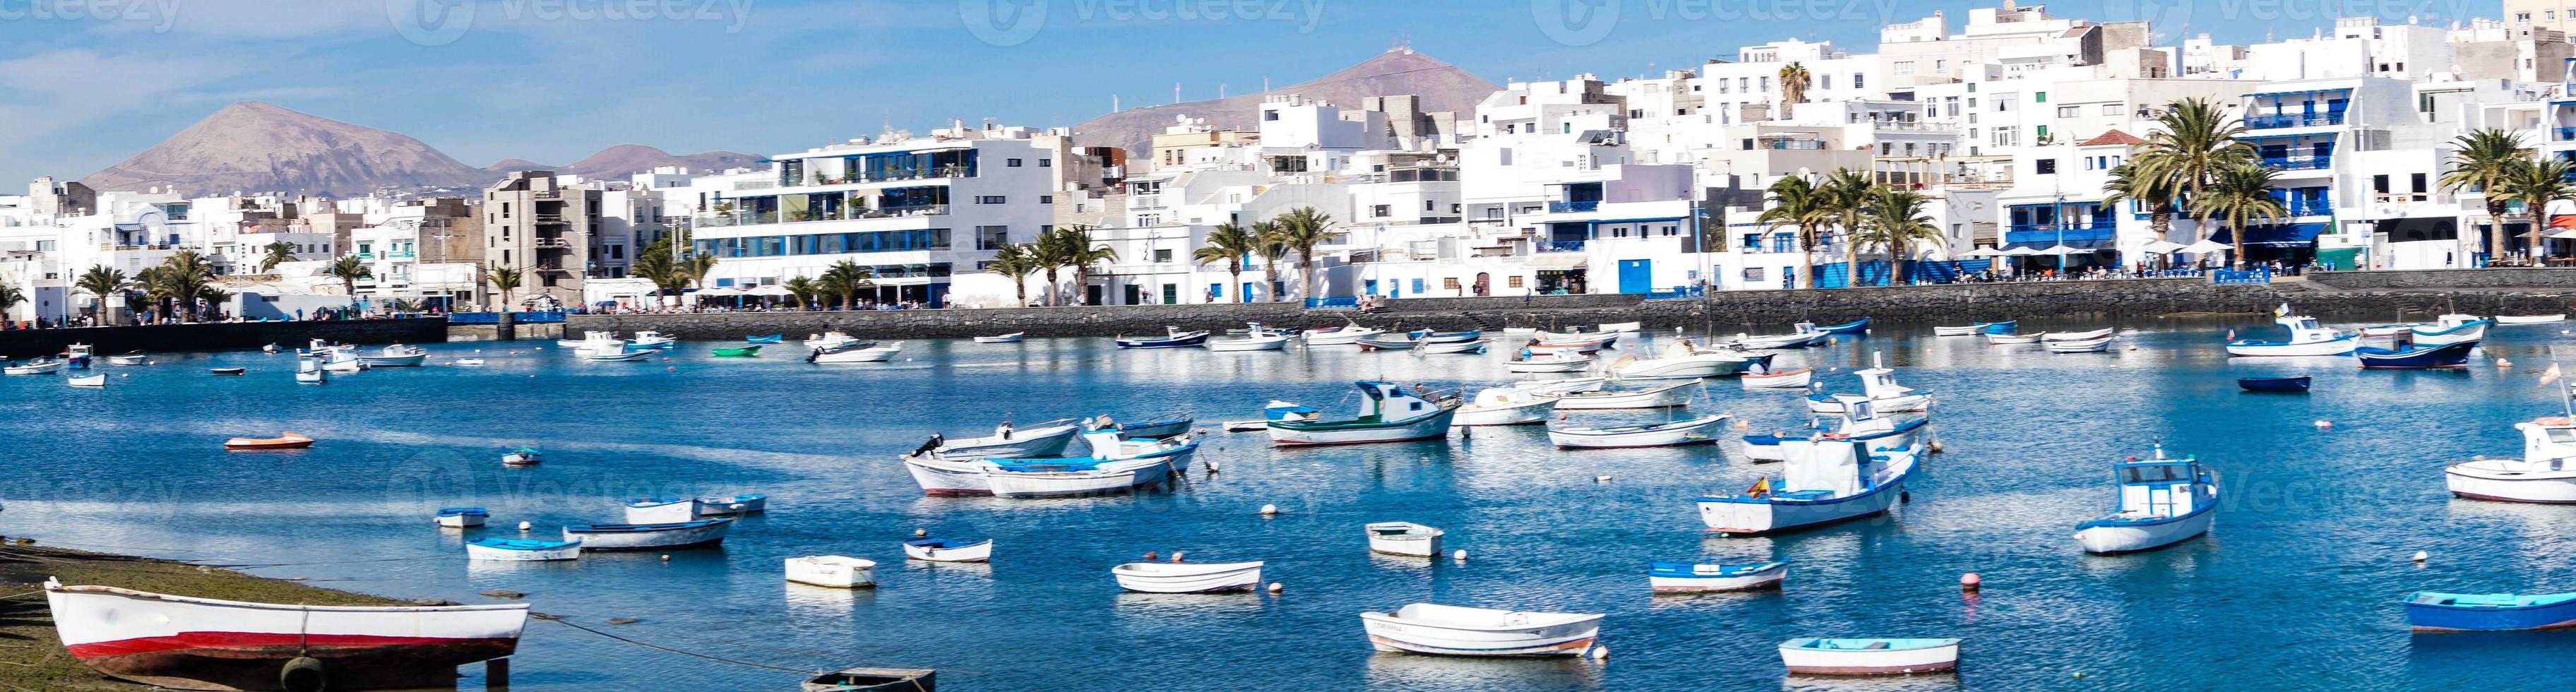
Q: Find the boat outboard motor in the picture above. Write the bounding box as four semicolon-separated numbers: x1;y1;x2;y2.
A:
806;348;822;363
910;434;945;457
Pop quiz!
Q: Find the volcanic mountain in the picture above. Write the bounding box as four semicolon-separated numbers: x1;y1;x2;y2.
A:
1068;49;1501;155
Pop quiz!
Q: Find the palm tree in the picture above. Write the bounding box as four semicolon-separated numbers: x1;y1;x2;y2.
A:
1754;176;1830;289
485;265;525;310
2135;97;2255;250
1193;222;1262;303
782;275;820;310
258;241;299;273
1049;225;1116;306
2443;128;2529;262
1030;232;1073;306
155;251;220;322
1818;169;1876;286
1861;189;1948;285
820;261;873;309
2190;162;2290;267
127;267;163;322
0;283;23;322
680;251;719;293
1269;207;1335;299
1777;62;1811;118
1253;220;1289;301
2500;156;2576;263
74;265;127;321
326;256;373;298
983;243;1040;306
2101;160;2184;256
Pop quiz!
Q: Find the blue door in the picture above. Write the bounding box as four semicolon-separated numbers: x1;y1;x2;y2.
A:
1617;259;1652;294
1364;280;1378;295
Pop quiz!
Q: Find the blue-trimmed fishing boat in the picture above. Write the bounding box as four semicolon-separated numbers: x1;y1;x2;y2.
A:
2356;340;2479;369
2226;314;2356;357
1741;408;1929;463
2236;376;2311;393
1699;432;1919;535
2411;314;2491;346
1111;412;1194;440
1979;320;2017;334
745;334;785;344
1647;561;1789;592
2074;448;2218;554
435;507;488;528
1114;326;1210;349
2405;592;2576;631
465;537;581;561
561;518;734;551
1266;381;1459;446
1816;318;1871;335
1410;329;1484;344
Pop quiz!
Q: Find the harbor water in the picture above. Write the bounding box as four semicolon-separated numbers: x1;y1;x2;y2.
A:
7;319;2576;691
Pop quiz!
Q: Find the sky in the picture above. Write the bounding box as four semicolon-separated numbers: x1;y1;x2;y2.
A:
0;0;2503;185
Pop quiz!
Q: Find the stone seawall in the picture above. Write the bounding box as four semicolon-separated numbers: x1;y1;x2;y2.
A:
2310;268;2576;290
0;318;448;357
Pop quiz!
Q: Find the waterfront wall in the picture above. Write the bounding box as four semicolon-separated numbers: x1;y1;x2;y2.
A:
0;318;448;357
2310;268;2576;290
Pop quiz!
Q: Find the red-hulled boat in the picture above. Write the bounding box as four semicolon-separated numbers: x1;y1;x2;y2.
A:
44;578;528;691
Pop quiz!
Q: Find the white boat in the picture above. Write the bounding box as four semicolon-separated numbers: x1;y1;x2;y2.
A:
1521;335;1618;355
1932;326;1983;337
2447;414;2576;504
2043;328;2115;342
1501;327;1539;335
455;359;486;366
2411;314;2491;346
1111;561;1264;593
321;349;369;372
1302;324;1385;346
698;494;768;515
1208;324;1292;352
1510;376;1607;395
810;342;902;363
587;350;651;362
2498;314;2569;325
803;331;864;350
43;578;527;691
2226;314;2356;357
1779;638;1962;675
105;352;148;366
1553;380;1698;410
1454;388;1559;426
66;374;105;388
1549;414;1731;448
294;357;326;384
561;518;733;551
902;453;1000;496
435;507;489;528
785;556;878;588
935;418;1085;458
1736;323;1832;350
1359;604;1603;657
465;538;581;561
1505;352;1594;373
1267;381;1459;446
1648;561;1789;593
983;433;1194;498
621;497;702;524
1222;400;1323;432
1741;366;1814;390
501;446;542;466
1699;435;1918;535
2075;448;2219;554
2046;336;2114;353
1414;339;1489;354
1804;354;1932;414
974;332;1026;344
357;344;430;367
1605;345;1734;379
1365;522;1445;557
903;538;994;563
4;358;64;375
1742;398;1929;465
1986;333;2041;345
626;330;678;349
557;330;621;348
1594;321;1640;333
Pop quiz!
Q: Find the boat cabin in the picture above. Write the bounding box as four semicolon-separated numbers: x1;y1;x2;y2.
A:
2515;417;2576;469
2110;454;2212;520
1854;369;1915;398
2274;316;2344;342
1354;381;1441;420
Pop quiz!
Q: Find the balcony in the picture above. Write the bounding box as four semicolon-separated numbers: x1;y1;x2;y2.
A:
2557;127;2576;142
533;238;572;249
2286;200;2332;217
2245;112;2345;129
1539;240;1587;253
2261;154;2333;171
1548;201;1601;213
733;180;779;192
1763;140;1830;150
534;214;567;225
2004;225;2113;245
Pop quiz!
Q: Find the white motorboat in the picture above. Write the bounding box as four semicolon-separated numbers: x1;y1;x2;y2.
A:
66;374;106;388
294;356;326;384
1111;561;1263;593
2498;314;2568;325
983;453;1181;498
698;494;768;515
1741;366;1815;390
785;556;877;588
903;538;994;563
2075;447;2219;554
1779;638;1962;675
974;332;1026;344
1267;382;1458;446
2446;414;2576;503
810;342;902;363
1986;333;2041;345
321;349;369;372
105;352;148;366
501;446;542;467
1804;354;1932;414
2046;336;2114;353
465;538;580;561
558;330;621;348
4;358;64;375
455;358;486;366
1648;561;1789;592
1742;397;1929;465
2411;314;2491;346
1359;603;1604;657
1454;388;1559;426
1597;321;1643;333
2226;314;2356;357
1302;324;1385;346
902;453;1000;496
1509;376;1607;396
1549;414;1731;448
1736;323;1832;350
935;418;1085;458
1699;435;1919;535
1208;324;1292;352
1365;522;1445;558
1505;352;1594;373
42;578;527;691
1413;339;1489;354
561;518;733;551
621;497;702;524
626;330;678;349
357;344;430;367
1552;381;1698;410
435;507;488;528
2043;328;2115;342
1605;344;1734;379
803;331;864;350
1932;326;1983;337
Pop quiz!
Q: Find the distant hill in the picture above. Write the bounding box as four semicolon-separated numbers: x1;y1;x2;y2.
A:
558;145;758;178
82;102;490;196
1069;49;1501;155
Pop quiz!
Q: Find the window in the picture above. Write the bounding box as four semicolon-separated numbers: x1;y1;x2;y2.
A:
1853;74;1864;89
1893;61;1915;75
2411;173;2428;193
1264;111;1280;121
2057;105;2079;118
1007;158;1023;167
1424;200;1438;211
2034;92;2047;103
1039;159;1051;167
1153;249;1173;263
1820;75;1832;90
1038;195;1054;204
1372;204;1392;217
1743;267;1765;282
1508;276;1525;288
2104;103;2123;116
1443;278;1461;290
2036;159;2058;174
976;196;1007;204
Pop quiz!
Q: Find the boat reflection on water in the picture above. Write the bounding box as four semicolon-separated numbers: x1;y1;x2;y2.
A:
1362;649;1602;690
784;582;873;619
1111;590;1270;616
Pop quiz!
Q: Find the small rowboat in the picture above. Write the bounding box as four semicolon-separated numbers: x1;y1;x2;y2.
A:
974;332;1026;344
1413;329;1484;344
465;537;580;561
1815;318;1870;335
1111;561;1263;593
1365;522;1445;558
1932;326;1982;337
2405;592;2576;631
2237;376;2311;393
1597;321;1642;333
562;518;733;551
1987;333;2041;345
1979;321;2018;333
1413;339;1487;354
745;333;785;344
2498;314;2568;325
710;345;763;357
1551;381;1698;410
1453;388;1557;426
1741;367;1814;390
1303;325;1385;346
42;579;528;691
2043;328;2114;341
810;343;904;363
224;431;314;450
785;556;877;588
1548;414;1730;448
435;507;489;528
1355;334;1420;351
587;350;652;362
1115;327;1210;349
454;359;485;366
66;374;106;388
2045;336;2114;353
1522;335;1617;354
208;367;246;376
1648;561;1788;593
622;498;702;524
501;446;542;466
106;352;149;366
904;538;994;563
1779;638;1962;675
3;358;64;375
2356;340;2479;369
1113;413;1195;440
1360;603;1603;657
698;494;767;515
803;667;935;692
1208;331;1291;352
1505;352;1593;373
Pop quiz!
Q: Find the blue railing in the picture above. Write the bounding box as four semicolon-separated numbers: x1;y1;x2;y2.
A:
1541;240;1588;253
2245;112;2345;129
2261;155;2333;170
448;311;567;324
1547;201;1601;213
1643;287;1707;299
2556;126;2576;142
1304;297;1359;309
2286;201;2332;216
2212;270;2272;285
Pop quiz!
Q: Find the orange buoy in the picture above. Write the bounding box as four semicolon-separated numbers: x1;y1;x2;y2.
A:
1960;573;1982;592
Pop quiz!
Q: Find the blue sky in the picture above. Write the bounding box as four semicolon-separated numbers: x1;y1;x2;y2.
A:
0;0;2498;185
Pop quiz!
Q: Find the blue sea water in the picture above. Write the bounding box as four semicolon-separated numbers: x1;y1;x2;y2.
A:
8;319;2576;691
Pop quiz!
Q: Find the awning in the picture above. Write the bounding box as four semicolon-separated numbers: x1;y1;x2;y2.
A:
2552;214;2576;230
2001;238;2113;251
2140;240;2190;253
1957;247;2006;258
2208;222;2327;247
2547;229;2576;240
1525;253;1590;269
746;285;793;297
2183;239;2232;253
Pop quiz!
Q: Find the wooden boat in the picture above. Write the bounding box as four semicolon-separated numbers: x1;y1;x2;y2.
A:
625;331;678;349
559;330;622;348
622;497;703;524
936;418;1085;458
710;345;763;357
1359;604;1603;657
1549;414;1730;448
1597;321;1643;333
357;344;429;367
1111;561;1263;593
435;507;489;528
1115;326;1210;349
1355;333;1420;351
2043;328;2115;342
66;374;105;388
224;431;314;450
1779;638;1962;675
902;453;1001;496
745;333;785;344
1648;561;1789;592
1505;352;1593;373
4;357;63;375
465;537;581;561
1266;382;1458;446
1454;388;1558;426
1365;522;1445;558
295;365;326;385
804;667;936;692
1413;339;1487;354
453;359;485;366
1735;323;1832;350
1815;318;1871;335
1700;436;1918;535
2075;448;2219;554
1741;398;1928;465
809;342;903;363
1208;327;1292;352
1741;366;1814;390
2237;376;2311;393
903;538;994;563
803;331;864;350
786;556;878;588
1552;381;1698;410
561;518;734;551
2045;336;2115;353
2406;592;2576;631
1986;333;2042;345
106;351;149;366
1510;376;1607;395
1301;324;1385;346
2446;416;2576;503
43;578;527;691
973;332;1026;344
698;494;768;515
2356;340;2478;369
587;350;653;362
2227;315;2357;357
1412;329;1484;344
983;451;1183;499
2498;314;2568;325
1805;355;1932;414
1979;320;2018;333
1522;335;1617;354
208;366;246;376
2411;314;2491;346
1111;412;1195;440
1932;326;1982;337
501;446;542;466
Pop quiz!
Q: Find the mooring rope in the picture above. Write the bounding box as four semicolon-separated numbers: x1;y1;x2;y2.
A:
533;613;818;675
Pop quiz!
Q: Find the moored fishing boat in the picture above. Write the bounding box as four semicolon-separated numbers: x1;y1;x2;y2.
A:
2237;376;2311;393
1414;339;1488;354
1355;333;1421;351
501;446;542;466
1111;412;1195;440
1648;561;1788;592
1114;326;1210;349
1301;323;1385;345
1815;318;1871;335
2227;312;2356;357
1365;522;1445;557
698;494;768;515
785;556;878;588
1549;414;1730;448
1779;638;1962;675
1551;380;1698;410
1359;604;1603;657
1454;388;1558;426
586;350;652;362
2043;328;2115;342
1597;321;1643;333
106;351;149;366
43;578;529;691
982;443;1189;499
745;333;785;344
710;345;763;357
2411;314;2491;346
561;518;733;551
803;667;936;692
973;332;1026;344
64;343;92;368
1111;561;1263;593
1605;343;1735;379
2445;414;2576;503
435;507;489;528
1740;398;1927;464
2074;448;2219;554
809;342;903;363
901;453;1000;496
1509;376;1607;396
803;331;864;350
2407;592;2576;631
2046;336;2115;354
356;344;429;367
1267;382;1457;446
935;418;1085;458
1986;333;2041;345
1699;434;1917;535
1412;328;1484;344
321;348;369;372
904;538;994;563
66;374;105;388
2498;314;2568;325
1208;324;1292;352
559;330;621;348
1804;355;1932;413
465;537;581;561
2356;340;2479;369
224;431;314;450
1932;325;1982;337
621;497;701;524
1736;323;1832;350
294;356;326;384
4;357;63;375
1505;351;1594;373
1979;320;2018;333
625;330;678;349
1741;365;1814;389
209;366;246;376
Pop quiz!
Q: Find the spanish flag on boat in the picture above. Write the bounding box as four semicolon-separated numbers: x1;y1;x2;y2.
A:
2542;362;2563;388
1748;478;1771;496
2274;302;2290;318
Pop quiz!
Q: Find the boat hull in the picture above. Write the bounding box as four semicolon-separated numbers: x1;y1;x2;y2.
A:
562;520;732;551
1454;398;1556;426
45;582;525;691
786;556;878;588
1505;357;1592;373
1648;562;1788;593
938;425;1082;458
1806;393;1931;414
2356;341;2479;369
2237;377;2311;393
2407;594;2576;631
1741;369;1814;389
904;455;995;495
984;456;1176;498
1553;383;1696;410
357;354;428;367
465;539;581;561
2498;315;2568;325
2446;463;2576;503
1268;410;1455;446
1548;417;1727;448
1359;609;1602;657
2226;338;2356;357
1699;457;1912;535
904;539;994;563
2075;506;2215;554
622;499;701;525
1779;639;1960;675
1611;358;1730;379
1111;561;1263;593
2412;321;2489;346
698;495;767;515
1365;523;1445;558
